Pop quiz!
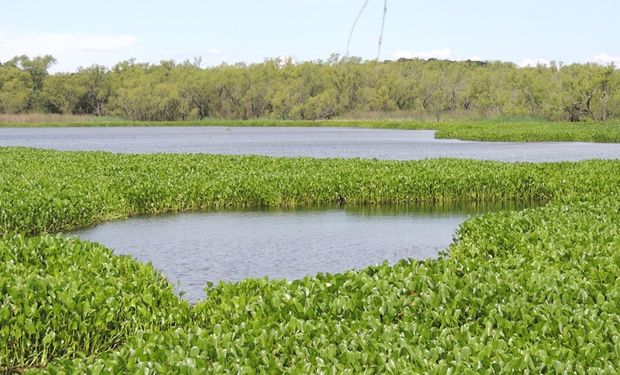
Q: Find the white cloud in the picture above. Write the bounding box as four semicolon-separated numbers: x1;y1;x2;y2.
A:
589;53;620;67
205;48;221;56
517;58;551;68
392;48;452;60
0;31;140;72
275;55;296;68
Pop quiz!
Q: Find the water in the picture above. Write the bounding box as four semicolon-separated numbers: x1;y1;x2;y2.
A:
67;203;537;302
1;126;620;162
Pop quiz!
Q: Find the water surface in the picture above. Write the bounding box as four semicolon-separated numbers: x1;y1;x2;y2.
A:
68;204;537;301
2;126;620;161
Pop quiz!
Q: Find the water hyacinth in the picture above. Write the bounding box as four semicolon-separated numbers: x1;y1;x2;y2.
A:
0;147;619;373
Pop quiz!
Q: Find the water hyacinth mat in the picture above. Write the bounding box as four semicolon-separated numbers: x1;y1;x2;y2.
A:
0;147;619;373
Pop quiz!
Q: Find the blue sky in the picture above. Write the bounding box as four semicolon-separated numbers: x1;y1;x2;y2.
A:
1;0;619;72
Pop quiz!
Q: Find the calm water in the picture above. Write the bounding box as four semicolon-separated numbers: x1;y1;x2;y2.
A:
67;204;537;302
2;126;620;161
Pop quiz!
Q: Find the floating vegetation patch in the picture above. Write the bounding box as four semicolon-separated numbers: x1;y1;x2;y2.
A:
0;147;619;372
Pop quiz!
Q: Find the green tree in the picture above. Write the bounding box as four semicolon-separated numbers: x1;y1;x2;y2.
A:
74;65;112;115
42;73;79;114
0;63;33;113
1;54;619;122
8;55;56;110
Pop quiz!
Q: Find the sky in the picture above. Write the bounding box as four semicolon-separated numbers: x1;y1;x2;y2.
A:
1;0;619;72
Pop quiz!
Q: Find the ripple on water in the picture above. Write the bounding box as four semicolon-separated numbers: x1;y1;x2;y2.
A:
67;203;541;302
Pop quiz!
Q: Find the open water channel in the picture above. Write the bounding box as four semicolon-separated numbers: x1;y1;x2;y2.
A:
67;204;539;302
2;126;620;161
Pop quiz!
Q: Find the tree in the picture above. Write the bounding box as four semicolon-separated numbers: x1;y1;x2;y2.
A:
8;55;56;110
1;54;619;122
0;63;32;113
42;73;79;114
74;65;112;115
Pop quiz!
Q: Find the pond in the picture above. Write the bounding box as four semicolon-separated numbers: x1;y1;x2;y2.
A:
67;203;539;302
2;126;620;161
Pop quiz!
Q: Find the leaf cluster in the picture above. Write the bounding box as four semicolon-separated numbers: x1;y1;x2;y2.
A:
0;149;619;372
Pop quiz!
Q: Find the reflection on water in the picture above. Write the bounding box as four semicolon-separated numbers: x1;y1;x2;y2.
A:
343;200;543;216
67;202;541;302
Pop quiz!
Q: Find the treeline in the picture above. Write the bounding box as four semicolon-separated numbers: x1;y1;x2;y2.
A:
1;54;619;122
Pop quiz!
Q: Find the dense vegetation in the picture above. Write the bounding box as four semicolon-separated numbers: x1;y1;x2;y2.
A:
1;55;619;122
1;147;619;372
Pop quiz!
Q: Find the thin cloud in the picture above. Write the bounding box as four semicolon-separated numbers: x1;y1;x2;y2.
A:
392;48;452;60
518;58;551;67
589;53;620;67
0;32;139;55
206;48;222;56
0;31;140;72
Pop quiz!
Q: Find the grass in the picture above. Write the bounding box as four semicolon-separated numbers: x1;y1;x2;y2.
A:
0;113;116;124
0;147;619;372
1;115;620;143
